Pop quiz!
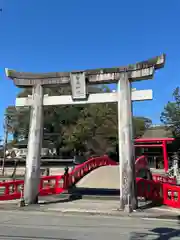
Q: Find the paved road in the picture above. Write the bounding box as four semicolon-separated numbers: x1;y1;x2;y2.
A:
0;210;179;239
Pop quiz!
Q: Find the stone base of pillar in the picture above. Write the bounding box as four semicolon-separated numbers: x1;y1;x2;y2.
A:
119;198;124;210
119;195;137;212
124;204;133;213
18;199;25;207
25;195;39;205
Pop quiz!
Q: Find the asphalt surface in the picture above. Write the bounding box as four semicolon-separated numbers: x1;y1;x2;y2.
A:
0;210;180;239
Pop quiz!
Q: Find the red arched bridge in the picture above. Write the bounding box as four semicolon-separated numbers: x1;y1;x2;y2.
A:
0;155;179;208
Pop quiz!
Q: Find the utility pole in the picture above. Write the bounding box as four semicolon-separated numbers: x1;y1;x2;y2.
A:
2;115;9;176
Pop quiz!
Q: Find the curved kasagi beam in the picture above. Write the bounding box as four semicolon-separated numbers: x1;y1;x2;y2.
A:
5;54;165;87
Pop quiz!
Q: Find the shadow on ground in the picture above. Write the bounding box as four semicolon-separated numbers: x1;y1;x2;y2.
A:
70;187;120;201
130;222;180;239
38;194;82;205
38;187;120;205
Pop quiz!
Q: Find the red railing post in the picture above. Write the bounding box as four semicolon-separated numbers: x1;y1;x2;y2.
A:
162;140;168;172
63;167;69;190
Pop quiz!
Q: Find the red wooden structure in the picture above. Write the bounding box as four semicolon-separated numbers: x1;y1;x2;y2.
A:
135;138;175;172
0;155;178;208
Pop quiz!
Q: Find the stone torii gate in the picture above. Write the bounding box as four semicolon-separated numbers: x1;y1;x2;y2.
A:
5;54;165;212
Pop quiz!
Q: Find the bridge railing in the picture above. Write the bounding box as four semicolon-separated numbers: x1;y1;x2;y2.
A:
163;183;180;208
39;175;65;196
0;179;23;200
0;155;180;209
152;174;177;184
136;178;162;202
68;155;118;187
0;176;65;201
0;155;117;201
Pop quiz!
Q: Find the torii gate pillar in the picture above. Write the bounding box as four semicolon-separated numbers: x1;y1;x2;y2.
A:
5;54;165;210
118;74;136;211
24;84;44;204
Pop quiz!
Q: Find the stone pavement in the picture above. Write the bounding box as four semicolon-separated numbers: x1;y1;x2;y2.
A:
39;198;180;221
1;195;180;222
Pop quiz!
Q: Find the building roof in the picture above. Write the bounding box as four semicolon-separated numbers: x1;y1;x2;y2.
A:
141;125;173;139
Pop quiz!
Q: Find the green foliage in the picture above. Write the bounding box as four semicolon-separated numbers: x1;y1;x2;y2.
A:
133;117;152;138
6;85;152;155
161;87;180;137
64;102;118;154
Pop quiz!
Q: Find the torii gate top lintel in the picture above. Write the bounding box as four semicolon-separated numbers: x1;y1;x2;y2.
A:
5;54;165;88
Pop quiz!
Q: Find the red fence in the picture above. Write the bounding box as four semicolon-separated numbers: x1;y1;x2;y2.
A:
136;178;162;202
152;174;177;184
163;183;180;208
0;155;180;209
0;176;65;201
0;155;117;201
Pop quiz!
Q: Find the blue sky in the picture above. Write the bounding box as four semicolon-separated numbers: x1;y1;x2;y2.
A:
0;0;180;137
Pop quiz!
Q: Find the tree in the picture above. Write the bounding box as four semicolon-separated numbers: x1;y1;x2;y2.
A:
5;86;102;153
64;103;152;154
5;86;152;155
0;137;3;146
161;87;180;137
6;87;84;154
64;102;118;155
133;117;152;138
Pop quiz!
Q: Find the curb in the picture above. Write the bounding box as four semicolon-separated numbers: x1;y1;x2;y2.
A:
0;204;179;222
152;207;180;215
46;208;124;216
42;207;180;221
